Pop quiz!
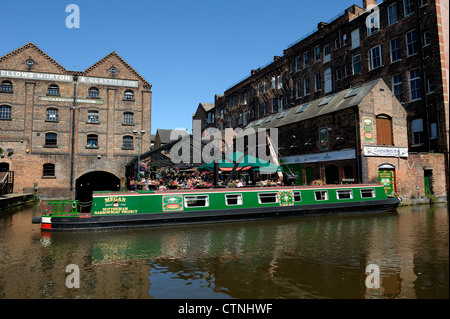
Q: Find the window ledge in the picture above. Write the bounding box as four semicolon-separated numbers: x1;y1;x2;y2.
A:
86;146;99;149
41;176;56;179
43;145;58;148
0;91;13;94
86;122;100;124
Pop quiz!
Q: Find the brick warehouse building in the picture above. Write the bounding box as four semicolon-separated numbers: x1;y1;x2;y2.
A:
0;42;152;200
193;0;448;201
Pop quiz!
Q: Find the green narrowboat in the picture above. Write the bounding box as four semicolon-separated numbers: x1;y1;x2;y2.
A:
33;184;400;231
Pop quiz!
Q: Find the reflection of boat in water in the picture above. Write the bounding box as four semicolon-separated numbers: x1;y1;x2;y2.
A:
32;184;399;231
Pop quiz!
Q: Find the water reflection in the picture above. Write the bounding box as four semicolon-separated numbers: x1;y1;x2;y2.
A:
0;203;448;299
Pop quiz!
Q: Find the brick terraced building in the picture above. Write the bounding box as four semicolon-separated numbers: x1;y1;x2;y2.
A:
0;42;152;200
194;0;448;201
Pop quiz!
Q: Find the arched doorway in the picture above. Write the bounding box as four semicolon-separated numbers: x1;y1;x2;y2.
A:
325;164;339;184
75;171;120;211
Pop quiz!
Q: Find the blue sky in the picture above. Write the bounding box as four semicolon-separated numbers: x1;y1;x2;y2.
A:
1;0;361;134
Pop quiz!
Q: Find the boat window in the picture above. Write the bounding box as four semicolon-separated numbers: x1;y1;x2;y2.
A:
360;189;376;198
293;191;302;202
258;193;278;204
184;195;209;208
226;194;243;206
337;189;353;200
314;190;328;201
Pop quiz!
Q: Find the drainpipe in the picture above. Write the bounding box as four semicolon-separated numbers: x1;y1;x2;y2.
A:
70;75;78;196
354;106;362;183
416;0;432;152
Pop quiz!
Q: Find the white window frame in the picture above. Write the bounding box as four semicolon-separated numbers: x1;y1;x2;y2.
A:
351;29;360;49
387;3;398;26
184;195;210;208
315;73;322;92
404;0;414;17
296;81;302;98
412;118;424;145
406;30;418;57
360;189;376;198
352;54;362;74
314;190;328;201
336;189;353;200
323;44;331;63
390;37;401;63
258;192;278;204
368;45;383;70
314;46;321;62
304;78;310;95
295;56;301;71
392;74;403;101
409;69;422;101
225;194;243;206
303;51;309;67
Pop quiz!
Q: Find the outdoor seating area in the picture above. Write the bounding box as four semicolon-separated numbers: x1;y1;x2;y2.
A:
128;151;284;191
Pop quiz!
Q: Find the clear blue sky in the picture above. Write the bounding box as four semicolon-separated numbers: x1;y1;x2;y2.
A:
1;0;361;134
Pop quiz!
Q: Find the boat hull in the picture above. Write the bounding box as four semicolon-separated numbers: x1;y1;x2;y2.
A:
45;197;399;231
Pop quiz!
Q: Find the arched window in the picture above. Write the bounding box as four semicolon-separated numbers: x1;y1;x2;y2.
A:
124;90;135;101
87;110;99;123
45;132;57;146
123;112;134;125
376;114;393;145
43;163;55;177
0;105;12;120
88;87;99;98
87;134;98;148
123;136;134;150
46;108;59;122
48;84;60;96
1;80;13;93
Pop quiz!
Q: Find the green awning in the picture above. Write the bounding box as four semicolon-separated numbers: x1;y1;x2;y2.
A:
197;152;282;173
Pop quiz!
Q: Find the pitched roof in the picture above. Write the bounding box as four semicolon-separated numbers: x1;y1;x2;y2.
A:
245;78;383;130
0;42;67;72
0;42;152;89
83;51;152;90
199;103;215;112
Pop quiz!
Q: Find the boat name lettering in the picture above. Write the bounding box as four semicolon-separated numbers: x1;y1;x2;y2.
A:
104;197;126;203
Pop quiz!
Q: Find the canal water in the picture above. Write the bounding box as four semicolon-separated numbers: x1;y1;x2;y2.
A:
0;203;447;299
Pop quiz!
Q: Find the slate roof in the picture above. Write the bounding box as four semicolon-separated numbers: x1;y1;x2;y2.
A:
245;78;382;130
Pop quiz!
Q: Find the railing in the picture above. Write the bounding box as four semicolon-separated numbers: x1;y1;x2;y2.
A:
45;200;80;217
0;171;13;194
0;171;8;194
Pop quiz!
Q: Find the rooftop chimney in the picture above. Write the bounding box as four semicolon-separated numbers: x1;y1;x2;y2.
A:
363;0;377;10
317;22;328;29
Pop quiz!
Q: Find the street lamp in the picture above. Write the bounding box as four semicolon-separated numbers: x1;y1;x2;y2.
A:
133;130;146;181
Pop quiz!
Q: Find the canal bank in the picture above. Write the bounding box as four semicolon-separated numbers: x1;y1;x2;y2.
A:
0;193;35;210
